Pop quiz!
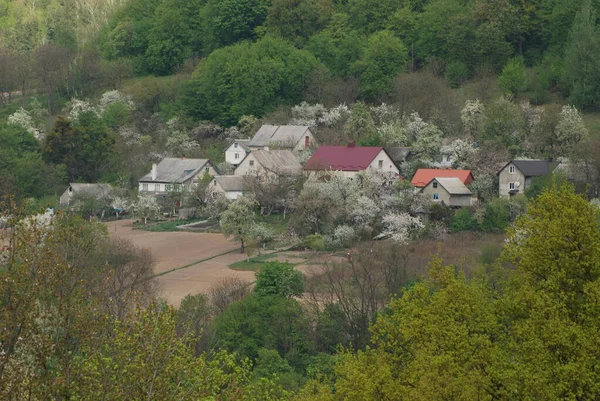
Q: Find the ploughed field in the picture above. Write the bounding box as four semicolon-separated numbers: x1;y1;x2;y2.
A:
108;219;254;306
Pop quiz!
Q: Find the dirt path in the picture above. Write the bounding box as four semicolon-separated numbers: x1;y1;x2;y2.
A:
108;220;254;306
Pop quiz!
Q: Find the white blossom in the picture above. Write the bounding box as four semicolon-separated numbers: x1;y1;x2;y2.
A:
131;195;160;223
377;121;408;146
319;103;351;127
381;212;424;245
290;102;327;127
440;139;477;169
99;90;134;110
555;105;588;148
67;98;100;122
7;108;41;139
166;131;200;156
461;99;485;138
370;103;400;125
350;196;380;233
331;225;356;248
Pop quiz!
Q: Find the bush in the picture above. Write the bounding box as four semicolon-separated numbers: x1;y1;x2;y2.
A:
449;208;479;232
445;61;470;88
480;199;509;232
302;234;325;251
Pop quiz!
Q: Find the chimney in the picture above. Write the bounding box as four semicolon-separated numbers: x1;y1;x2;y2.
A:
348;141;356;148
151;163;157;181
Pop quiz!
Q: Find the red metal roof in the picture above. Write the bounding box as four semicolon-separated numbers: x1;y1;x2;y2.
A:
304;145;385;171
411;169;474;187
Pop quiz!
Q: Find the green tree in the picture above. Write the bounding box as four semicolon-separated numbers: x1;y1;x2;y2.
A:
254;262;305;298
562;0;600;108
211;294;312;367
202;0;271;51
306;14;366;78
266;0;334;46
145;3;191;75
352;30;407;99
183;36;318;125
444;61;469;88
498;57;526;97
43;112;116;182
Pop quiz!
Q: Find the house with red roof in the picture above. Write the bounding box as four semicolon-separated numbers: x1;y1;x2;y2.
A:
303;143;400;179
410;169;474;188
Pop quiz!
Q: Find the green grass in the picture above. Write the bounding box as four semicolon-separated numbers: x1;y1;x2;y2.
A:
229;252;290;271
259;214;289;236
135;218;207;232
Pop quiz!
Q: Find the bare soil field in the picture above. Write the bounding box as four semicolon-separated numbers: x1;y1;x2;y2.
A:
108;220;254;305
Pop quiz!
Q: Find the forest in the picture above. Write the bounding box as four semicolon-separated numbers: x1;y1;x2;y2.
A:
2;0;600;399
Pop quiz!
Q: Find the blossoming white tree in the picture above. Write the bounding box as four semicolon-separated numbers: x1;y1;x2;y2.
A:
131;195;160;224
381;213;424;245
461;99;485;138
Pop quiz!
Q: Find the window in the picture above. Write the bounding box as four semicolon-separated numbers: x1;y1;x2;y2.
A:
205;167;209;174
509;182;515;190
166;184;173;192
234;143;238;148
142;183;148;191
509;165;515;174
154;184;159;192
184;169;194;176
249;160;255;167
433;193;439;200
305;135;310;147
433;181;438;189
235;153;240;159
378;160;383;168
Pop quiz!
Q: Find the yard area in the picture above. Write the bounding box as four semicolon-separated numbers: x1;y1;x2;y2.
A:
107;219;254;306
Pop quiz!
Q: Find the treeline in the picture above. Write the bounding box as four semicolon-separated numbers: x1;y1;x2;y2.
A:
1;0;600;123
98;0;600;123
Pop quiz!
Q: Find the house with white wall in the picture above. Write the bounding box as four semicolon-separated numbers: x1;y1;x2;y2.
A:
303;143;400;180
138;158;217;195
59;183;114;206
497;160;559;198
210;176;245;200
248;125;317;151
225;139;251;165
420;177;474;207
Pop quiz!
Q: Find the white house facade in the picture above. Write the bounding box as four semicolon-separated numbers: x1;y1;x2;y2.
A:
210;176;245;200
225;139;250;165
138;158;217;195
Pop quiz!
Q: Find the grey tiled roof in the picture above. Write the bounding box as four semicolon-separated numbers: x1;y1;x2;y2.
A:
433;177;472;195
215;176;245;191
68;183;113;197
249;125;311;148
139;158;211;183
252;150;302;174
501;160;560;177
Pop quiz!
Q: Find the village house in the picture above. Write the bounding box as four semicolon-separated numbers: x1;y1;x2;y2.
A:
59;183;114;206
411;168;474;188
210;176;245;200
234;149;302;178
138;158;217;195
248;125;316;151
420;177;474;207
303;143;400;180
224;139;251;165
497;159;559;198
